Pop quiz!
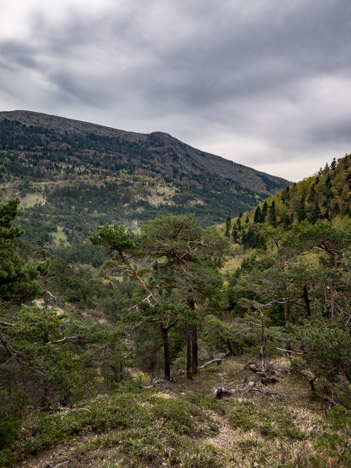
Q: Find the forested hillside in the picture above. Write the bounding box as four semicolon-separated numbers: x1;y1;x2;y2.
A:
1;141;351;466
228;154;351;250
220;155;351;416
0;110;289;265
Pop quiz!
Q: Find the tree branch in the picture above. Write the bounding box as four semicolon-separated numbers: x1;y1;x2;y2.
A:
164;317;178;331
33;336;78;346
0;320;14;327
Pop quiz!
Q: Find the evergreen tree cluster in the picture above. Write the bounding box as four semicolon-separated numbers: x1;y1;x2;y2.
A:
229;155;351;249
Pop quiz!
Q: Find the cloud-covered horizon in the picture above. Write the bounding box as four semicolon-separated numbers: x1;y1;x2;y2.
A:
1;0;350;181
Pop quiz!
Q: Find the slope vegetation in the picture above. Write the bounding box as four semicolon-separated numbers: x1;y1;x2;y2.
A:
2;356;341;468
228;154;351;249
0;111;289;264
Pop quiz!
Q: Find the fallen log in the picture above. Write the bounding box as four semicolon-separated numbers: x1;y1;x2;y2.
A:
213;386;232;399
142;378;171;388
276;347;303;356
234;378;277;398
199;358;222;370
244;361;280;385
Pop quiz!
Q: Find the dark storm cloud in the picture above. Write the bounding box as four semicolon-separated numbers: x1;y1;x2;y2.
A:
0;41;38;70
308;118;351;145
1;0;350;180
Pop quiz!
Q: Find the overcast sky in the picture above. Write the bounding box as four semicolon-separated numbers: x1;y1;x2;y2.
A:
1;0;350;181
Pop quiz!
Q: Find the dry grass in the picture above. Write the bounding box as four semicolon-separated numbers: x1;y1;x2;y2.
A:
7;356;346;468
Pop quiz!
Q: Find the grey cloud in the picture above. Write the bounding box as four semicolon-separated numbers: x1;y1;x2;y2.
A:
0;0;350;180
0;41;39;70
307;118;351;145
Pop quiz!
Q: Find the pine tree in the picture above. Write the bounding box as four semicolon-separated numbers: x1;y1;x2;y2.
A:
0;199;43;305
224;216;231;237
297;194;307;222
91;215;229;380
261;201;268;220
310;204;321;224
254;206;262;224
282;214;291;229
267;201;277;226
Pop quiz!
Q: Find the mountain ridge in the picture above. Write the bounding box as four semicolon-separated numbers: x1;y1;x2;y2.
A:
0;110;289;195
0;110;290;264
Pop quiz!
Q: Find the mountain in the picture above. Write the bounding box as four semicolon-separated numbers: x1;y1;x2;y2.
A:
0;110;289;263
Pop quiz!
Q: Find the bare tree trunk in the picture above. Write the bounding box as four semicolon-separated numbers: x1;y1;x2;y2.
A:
284;297;290;325
317;242;340;323
160;324;171;381
191;325;198;375
302;285;312;317
186;329;192;379
260;311;266;368
187;298;198;376
227;340;234;356
330;285;338;323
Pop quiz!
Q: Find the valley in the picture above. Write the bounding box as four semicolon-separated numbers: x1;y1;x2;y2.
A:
0;113;350;467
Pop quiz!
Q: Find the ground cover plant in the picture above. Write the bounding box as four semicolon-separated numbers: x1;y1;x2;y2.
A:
1;357;349;467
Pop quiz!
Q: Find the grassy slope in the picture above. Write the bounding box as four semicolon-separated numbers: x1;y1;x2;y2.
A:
3;356;342;468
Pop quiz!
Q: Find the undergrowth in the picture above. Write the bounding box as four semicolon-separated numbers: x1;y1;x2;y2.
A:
1;389;217;467
1;358;349;467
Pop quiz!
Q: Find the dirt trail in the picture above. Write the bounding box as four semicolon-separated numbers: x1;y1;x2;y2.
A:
22;432;98;468
205;410;238;449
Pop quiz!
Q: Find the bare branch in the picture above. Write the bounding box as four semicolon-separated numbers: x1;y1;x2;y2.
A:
32;336;78;346
0;330;23;365
0;320;14;327
164;317;178;331
199;358;222;370
277;347;303;356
